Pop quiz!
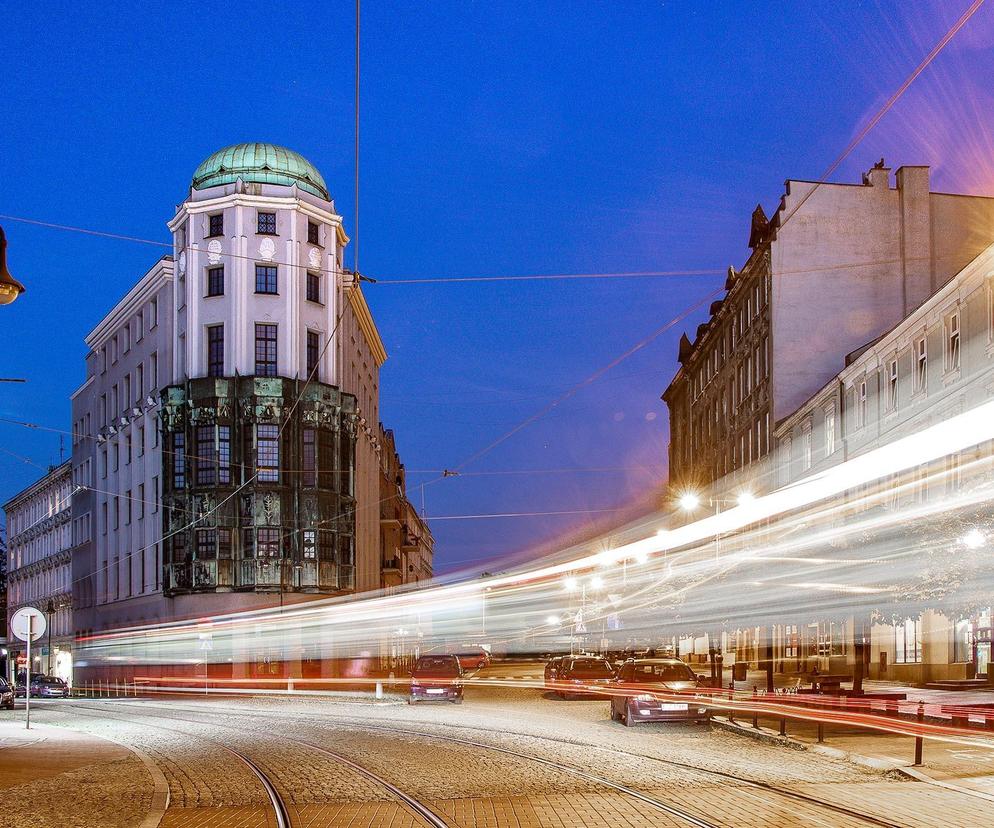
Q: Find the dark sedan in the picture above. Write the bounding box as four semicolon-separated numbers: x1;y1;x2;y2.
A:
610;659;709;726
0;678;13;709
408;655;464;704
552;656;617;699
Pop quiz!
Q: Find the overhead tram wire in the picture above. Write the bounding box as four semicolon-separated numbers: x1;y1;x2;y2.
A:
1;2;981;582
424;2;984;481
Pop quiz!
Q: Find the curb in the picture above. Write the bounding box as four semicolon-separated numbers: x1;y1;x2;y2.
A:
715;715;994;803
47;722;170;828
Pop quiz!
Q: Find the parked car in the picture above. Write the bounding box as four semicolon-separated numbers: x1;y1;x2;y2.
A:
544;656;565;689
0;678;14;710
13;672;44;698
16;674;70;699
610;658;709;727
455;647;491;671
409;654;464;704
552;656;617;699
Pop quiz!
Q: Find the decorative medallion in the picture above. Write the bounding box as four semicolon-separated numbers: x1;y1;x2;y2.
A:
207;239;223;265
178;250;187;275
259;237;277;261
308;247;321;268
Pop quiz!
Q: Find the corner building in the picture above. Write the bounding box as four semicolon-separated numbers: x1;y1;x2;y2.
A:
70;144;428;675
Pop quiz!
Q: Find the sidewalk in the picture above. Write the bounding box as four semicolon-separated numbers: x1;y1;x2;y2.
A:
698;667;994;800
0;720;159;827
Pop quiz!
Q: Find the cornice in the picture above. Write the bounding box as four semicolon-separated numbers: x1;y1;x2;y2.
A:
348;286;388;366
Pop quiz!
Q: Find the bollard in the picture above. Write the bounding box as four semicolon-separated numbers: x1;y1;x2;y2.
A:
779;718;787;737
375;681;383;699
914;700;925;766
288;679;294;694
752;687;759;729
817;722;825;743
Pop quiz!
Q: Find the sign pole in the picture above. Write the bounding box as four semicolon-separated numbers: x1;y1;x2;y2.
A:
25;616;31;730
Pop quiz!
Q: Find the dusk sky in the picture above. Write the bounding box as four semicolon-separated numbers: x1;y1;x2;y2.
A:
4;1;994;574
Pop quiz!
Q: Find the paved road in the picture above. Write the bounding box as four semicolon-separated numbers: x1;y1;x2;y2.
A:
0;660;990;827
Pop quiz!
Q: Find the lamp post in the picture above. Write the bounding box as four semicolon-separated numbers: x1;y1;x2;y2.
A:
44;600;55;675
0;225;26;306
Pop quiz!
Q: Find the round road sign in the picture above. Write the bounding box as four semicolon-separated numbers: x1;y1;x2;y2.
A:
10;607;46;642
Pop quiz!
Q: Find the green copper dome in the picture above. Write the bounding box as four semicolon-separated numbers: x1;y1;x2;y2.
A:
191;143;330;200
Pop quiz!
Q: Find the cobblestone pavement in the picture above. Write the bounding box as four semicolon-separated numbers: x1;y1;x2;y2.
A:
3;663;993;827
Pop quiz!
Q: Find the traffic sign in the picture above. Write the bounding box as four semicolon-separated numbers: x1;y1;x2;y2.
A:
10;607;46;643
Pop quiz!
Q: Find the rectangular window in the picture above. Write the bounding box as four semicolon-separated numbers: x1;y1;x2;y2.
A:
825;408;836;456
152;476;159;512
242;528;255;559
801;426;812;470
915;337;927;391
887;359;898;409
124;375;131;408
197;529;217;559
306;271;321;303
208;213;224;237
124;490;132;525
137;363;144;400
218;528;233;559
100;449;108;479
149;297;158;328
138;423;145;456
137;483;145;520
173;432;186;488
257;424;280;482
318;429;335;489
101;501;108;535
255;264;278;294
947;312;961;371
207;324;224;377
302;428;317;487
196;425;216;486
136;312;144;341
207;266;224;297
303;529;317;559
856;381;867;429
257;212;276;234
218;426;231;485
307;221;320;245
257;527;280;557
254;323;277;376
306;330;320;378
126;432;132;464
895;617;922;664
151;352;158;390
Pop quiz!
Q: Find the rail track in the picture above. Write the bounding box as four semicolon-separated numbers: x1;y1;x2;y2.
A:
58;703;450;828
62;699;909;827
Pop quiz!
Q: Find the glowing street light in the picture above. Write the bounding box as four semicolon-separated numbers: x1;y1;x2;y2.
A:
678;492;701;511
563;576;578;592
589;575;605;591
633;549;649;565
962;528;985;549
545;615;561;626
736;491;756;507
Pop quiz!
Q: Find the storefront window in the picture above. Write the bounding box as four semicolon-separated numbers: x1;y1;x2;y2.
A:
954;619;973;664
895;617;922;664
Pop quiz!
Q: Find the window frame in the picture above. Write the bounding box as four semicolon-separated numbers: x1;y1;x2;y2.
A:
255;264;278;295
207;323;225;378
257;211;277;235
306;271;321;303
254;323;278;376
206;265;225;297
207;213;224;238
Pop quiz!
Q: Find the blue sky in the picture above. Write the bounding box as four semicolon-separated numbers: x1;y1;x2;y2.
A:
3;1;994;573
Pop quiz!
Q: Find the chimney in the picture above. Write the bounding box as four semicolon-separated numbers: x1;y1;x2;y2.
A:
863;158;891;189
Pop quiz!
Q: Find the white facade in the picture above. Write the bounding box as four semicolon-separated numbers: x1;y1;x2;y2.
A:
3;461;74;682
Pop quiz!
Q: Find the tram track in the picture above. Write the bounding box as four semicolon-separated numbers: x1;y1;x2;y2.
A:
69;698;907;827
59;702;451;828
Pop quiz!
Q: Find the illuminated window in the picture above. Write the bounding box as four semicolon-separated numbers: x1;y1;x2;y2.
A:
824;407;836;455
856;380;867;429
257;424;280;483
887;359;898;409
218;426;231;485
895;617;922;664
257;527;280;557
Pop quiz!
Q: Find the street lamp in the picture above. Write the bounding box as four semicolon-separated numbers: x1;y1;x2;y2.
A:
0;226;26;306
545;615;560;626
962;528;985;549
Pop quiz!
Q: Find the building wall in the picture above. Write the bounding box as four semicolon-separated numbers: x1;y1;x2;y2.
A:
771;166;994;423
70;259;174;636
665;164;994;498
3;461;73;681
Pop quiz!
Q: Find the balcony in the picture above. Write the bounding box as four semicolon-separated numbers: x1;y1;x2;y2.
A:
166;559;353;594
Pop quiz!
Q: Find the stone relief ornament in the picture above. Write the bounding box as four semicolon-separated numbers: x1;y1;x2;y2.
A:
308;247;321;268
261;492;280;524
178;250;187;275
207;239;223;265
259;237;277;261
